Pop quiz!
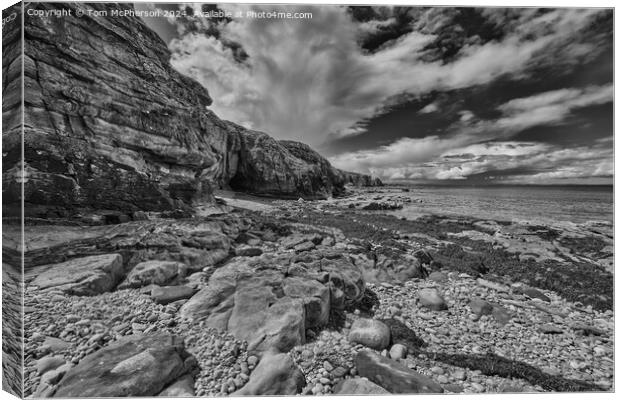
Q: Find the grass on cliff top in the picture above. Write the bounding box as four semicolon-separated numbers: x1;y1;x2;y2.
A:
286;211;613;312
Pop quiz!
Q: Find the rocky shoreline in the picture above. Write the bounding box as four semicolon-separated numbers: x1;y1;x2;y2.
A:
2;3;613;398
8;186;613;397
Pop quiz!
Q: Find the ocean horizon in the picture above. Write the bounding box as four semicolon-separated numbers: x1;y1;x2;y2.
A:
380;184;613;226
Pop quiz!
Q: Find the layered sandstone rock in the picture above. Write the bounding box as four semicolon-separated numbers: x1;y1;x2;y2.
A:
3;3;379;217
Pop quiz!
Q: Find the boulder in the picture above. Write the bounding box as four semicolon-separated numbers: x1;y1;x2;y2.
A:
282;277;330;328
348;319;391;350
228;283;306;353
444;383;464;393
521;287;551;302
491;305;512;325
418;288;448;311
428;271;448;283
158;375;195;396
53;334;193;397
355;350;443;393
294;241;316;253
38;337;71;354
151;286;195;305
36;356;65;375
232;352;305;396
179;253;364;353
469;299;494;316
281;233;322;250
30;254;123;295
40;363;72;386
235;247;263;257
334;378;389;394
118;261;185;289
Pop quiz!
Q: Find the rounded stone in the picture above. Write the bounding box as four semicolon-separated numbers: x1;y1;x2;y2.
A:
389;344;407;361
418;288;448;311
348;318;391;350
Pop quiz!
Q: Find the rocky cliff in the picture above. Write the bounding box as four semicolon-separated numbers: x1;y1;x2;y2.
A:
3;2;378;217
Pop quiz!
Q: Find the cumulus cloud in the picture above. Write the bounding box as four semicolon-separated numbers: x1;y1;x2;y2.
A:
168;5;605;145
495;84;614;132
329;84;613;181
419;102;439;114
330;135;472;175
332;140;612;182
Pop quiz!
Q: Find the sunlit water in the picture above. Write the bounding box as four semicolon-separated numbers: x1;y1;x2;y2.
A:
388;185;613;226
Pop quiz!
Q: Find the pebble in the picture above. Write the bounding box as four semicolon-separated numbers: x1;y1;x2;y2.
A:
389;344;407;361
431;366;444;375
21;207;615;397
471;382;485;392
452;370;466;381
247;355;259;366
312;383;324;394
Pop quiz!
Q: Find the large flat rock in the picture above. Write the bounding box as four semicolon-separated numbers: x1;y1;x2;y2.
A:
23;219;236;271
53;334;193;397
355;350;443;394
232;352;305;396
30;254;123;295
334;377;390;394
118;260;185;289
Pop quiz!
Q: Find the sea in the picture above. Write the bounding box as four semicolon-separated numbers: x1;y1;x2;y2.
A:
387;185;613;226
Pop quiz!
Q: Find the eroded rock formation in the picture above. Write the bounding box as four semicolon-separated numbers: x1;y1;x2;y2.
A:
2;2;379;218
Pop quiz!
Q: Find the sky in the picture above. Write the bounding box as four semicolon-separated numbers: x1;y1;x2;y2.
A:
139;3;613;185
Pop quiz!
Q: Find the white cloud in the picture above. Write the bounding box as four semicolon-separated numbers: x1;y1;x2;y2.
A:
493;84;613;133
333;140;612;182
330;135;471;173
357;17;398;35
441;142;550;158
168;6;604;145
419;102;439;114
458;110;475;122
329;82;613;181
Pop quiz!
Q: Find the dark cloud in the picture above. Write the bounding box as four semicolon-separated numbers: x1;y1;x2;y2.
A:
347;6;415;52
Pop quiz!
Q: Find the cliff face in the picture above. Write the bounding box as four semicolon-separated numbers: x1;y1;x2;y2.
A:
3;3;378;217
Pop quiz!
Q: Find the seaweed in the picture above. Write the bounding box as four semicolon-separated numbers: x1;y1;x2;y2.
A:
559;236;609;256
280;210;613;311
433;237;613;311
424;351;603;392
